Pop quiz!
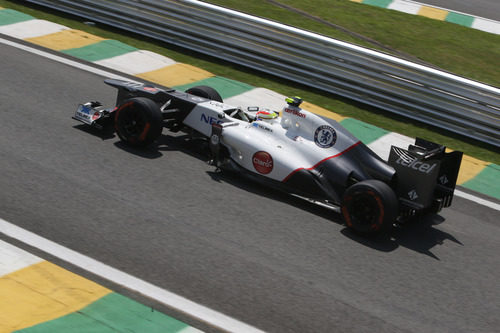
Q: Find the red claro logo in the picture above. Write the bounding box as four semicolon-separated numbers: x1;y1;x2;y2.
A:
252;151;273;174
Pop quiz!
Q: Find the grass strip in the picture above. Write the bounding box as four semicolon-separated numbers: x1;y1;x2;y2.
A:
206;0;500;87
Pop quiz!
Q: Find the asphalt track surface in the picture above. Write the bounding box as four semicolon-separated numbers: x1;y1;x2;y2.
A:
418;0;500;21
1;38;499;333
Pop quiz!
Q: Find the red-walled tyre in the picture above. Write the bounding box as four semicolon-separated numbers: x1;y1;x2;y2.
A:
114;97;163;147
341;180;398;234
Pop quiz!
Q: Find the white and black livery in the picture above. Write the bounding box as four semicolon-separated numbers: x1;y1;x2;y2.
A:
73;79;463;234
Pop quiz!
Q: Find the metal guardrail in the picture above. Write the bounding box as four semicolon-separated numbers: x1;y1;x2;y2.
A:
25;0;500;146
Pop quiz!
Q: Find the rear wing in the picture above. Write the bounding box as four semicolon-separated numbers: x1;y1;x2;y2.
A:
388;138;462;214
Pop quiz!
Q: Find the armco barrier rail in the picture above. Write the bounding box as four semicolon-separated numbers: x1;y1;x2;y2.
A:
26;0;500;147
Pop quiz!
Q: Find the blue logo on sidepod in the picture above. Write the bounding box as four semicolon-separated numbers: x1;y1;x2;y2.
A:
200;113;222;125
314;125;337;148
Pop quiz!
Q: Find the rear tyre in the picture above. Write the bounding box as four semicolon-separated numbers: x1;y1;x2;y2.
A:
114;97;163;147
186;86;223;102
341;180;398;234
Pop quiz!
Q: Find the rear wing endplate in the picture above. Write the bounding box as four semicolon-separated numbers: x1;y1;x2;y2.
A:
388;138;462;212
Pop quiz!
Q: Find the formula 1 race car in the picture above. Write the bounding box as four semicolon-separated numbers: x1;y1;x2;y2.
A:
73;79;463;234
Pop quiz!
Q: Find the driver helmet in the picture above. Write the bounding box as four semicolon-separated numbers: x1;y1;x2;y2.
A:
285;96;302;107
256;110;278;121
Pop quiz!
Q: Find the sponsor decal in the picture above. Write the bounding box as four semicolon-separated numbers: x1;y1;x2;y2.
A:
143;87;158;92
252;151;273;174
284;108;306;118
395;156;437;174
439;175;449;185
76;104;102;122
200;113;222;125
75;105;92;121
252;122;273;132
79;105;91;114
121;82;144;89
314;125;337;148
76;112;90;120
408;189;419;201
392;147;438;174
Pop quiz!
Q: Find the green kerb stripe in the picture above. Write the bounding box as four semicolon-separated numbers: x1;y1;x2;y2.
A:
62;39;138;62
0;9;34;26
16;293;191;333
462;164;500;200
339;118;389;144
175;76;254;99
445;12;475;27
362;0;393;8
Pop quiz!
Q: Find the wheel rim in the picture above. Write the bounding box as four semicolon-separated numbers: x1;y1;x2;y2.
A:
347;192;381;231
120;107;145;137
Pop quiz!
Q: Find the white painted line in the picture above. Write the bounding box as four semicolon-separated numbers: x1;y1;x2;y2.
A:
94;50;177;75
0;218;265;333
454;190;500;211
0;19;69;39
0;240;43;277
0;37;139;83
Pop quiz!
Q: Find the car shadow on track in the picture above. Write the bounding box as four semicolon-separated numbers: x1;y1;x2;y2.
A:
156;133;210;160
113;141;163;159
126;132;464;259
210;168;463;260
206;167;335;217
341;215;463;260
116;131;212;159
72;124;164;159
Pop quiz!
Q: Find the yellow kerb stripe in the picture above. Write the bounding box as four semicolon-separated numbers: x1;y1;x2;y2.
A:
0;261;111;332
301;101;346;122
418;6;448;20
136;63;214;87
25;29;105;50
456;154;489;184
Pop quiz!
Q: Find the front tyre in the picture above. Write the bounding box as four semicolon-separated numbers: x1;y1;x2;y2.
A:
341;180;398;234
114;97;163;147
186;86;223;102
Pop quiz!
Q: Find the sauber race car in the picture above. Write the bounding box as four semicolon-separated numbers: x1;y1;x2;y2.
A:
73;79;463;234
